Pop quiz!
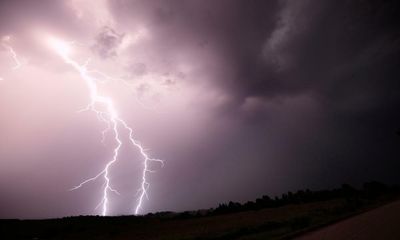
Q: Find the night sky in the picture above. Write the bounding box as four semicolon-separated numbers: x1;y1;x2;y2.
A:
0;0;399;219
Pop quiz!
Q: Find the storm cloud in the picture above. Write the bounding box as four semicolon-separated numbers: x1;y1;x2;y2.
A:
0;0;399;218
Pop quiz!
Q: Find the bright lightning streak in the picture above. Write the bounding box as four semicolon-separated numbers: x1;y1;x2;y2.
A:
47;37;163;216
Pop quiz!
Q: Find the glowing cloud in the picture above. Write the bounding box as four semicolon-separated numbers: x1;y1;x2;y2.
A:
1;35;22;70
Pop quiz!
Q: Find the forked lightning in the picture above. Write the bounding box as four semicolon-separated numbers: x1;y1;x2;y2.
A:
47;37;163;216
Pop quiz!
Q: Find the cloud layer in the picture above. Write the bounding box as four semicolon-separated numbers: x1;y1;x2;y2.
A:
0;0;399;218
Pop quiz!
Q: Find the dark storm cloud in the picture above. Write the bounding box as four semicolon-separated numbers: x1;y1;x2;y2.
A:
110;0;282;96
111;0;400;106
109;0;400;194
92;26;124;58
1;0;400;218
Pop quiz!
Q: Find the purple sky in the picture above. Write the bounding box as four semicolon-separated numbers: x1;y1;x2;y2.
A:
0;0;399;219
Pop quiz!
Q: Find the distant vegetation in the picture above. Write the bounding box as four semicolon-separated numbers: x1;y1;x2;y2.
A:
212;181;398;214
148;181;400;219
1;181;399;240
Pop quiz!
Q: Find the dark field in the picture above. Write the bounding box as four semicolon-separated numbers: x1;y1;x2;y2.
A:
296;199;400;240
1;182;398;240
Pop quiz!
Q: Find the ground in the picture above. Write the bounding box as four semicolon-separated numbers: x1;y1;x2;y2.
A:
1;196;398;240
295;199;400;240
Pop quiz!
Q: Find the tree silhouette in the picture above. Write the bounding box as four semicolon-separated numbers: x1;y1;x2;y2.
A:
210;181;399;216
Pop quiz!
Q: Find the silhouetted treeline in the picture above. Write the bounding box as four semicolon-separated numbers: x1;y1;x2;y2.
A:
3;181;399;240
210;181;400;216
144;181;399;219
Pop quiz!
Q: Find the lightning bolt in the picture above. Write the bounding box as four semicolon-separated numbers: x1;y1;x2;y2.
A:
47;37;163;216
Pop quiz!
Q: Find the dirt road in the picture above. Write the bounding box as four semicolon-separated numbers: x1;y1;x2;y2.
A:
295;200;400;240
